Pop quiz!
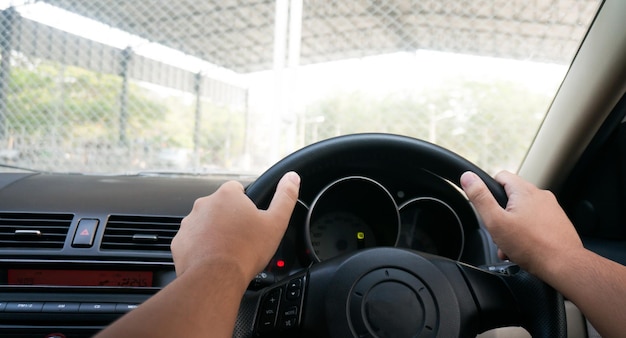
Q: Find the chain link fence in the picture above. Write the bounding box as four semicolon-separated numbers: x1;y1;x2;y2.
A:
0;0;601;175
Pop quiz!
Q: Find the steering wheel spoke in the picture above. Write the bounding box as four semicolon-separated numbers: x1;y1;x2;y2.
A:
246;272;308;335
458;262;567;336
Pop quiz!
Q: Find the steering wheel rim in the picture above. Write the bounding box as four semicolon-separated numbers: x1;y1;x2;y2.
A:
246;133;507;208
241;133;566;337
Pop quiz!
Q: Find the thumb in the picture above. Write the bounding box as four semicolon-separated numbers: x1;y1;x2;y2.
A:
460;171;503;227
267;171;301;224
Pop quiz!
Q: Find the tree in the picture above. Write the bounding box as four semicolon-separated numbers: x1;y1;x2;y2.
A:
6;62;166;139
303;78;551;173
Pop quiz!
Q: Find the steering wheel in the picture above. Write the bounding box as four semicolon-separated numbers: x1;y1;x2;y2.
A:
239;133;566;337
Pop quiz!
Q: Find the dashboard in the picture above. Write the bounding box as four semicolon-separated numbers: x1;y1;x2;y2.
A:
0;165;495;337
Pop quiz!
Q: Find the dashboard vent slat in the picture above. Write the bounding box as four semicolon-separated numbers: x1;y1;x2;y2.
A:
101;215;182;252
0;212;73;249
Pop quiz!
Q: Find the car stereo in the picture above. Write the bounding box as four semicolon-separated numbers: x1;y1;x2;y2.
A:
0;260;176;338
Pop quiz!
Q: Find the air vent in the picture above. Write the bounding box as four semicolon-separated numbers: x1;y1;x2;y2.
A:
0;212;73;249
101;215;182;252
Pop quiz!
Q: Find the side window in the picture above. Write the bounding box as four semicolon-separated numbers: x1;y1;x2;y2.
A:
561;96;626;264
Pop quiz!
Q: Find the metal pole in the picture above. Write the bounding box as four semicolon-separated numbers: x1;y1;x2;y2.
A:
287;0;303;150
119;47;132;146
243;88;250;158
271;0;289;162
193;71;202;171
0;8;16;141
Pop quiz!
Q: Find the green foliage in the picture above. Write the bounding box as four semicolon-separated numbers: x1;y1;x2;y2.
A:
6;62;166;142
1;61;246;171
198;103;246;168
304;79;551;173
1;60;549;174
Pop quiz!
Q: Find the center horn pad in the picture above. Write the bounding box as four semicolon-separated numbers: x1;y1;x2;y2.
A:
323;248;463;337
349;268;437;338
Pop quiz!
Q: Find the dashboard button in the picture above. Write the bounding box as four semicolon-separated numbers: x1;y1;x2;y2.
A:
43;302;80;312
78;303;116;313
250;271;275;289
287;279;301;290
72;218;99;248
279;317;297;330
257;288;281;332
0;302;6;311
264;289;281;310
5;302;44;312
286;289;300;301
283;306;298;317
257;316;275;332
115;303;139;313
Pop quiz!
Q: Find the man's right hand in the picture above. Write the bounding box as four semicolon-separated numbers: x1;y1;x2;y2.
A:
460;170;583;280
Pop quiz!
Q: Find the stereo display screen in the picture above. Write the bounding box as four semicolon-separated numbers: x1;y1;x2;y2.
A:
7;269;153;287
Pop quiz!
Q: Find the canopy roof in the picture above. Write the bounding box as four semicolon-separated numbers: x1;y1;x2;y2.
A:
42;0;600;73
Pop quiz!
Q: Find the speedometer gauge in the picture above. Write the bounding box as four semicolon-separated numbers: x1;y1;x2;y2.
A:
305;176;400;262
309;212;376;261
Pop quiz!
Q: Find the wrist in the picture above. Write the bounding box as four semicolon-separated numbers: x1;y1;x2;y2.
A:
536;246;588;288
182;256;251;292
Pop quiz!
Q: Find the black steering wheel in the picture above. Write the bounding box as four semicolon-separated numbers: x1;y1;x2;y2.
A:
238;133;566;337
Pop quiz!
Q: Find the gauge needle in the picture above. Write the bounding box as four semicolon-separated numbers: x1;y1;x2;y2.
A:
357;231;365;249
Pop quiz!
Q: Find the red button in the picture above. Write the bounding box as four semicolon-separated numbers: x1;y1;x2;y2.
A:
72;219;99;247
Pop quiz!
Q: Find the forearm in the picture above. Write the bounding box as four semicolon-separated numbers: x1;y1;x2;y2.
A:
95;262;249;338
541;248;626;338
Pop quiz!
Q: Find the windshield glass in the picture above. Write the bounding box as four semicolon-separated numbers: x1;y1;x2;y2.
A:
0;0;602;175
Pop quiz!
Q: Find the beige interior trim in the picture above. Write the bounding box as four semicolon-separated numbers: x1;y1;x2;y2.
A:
519;0;626;190
477;301;587;338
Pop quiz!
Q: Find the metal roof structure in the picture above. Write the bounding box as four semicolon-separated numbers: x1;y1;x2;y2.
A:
41;0;601;74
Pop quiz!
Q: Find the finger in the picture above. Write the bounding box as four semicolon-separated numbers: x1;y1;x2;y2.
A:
497;248;509;261
220;180;245;194
494;170;516;185
494;170;530;196
267;171;301;224
460;171;503;226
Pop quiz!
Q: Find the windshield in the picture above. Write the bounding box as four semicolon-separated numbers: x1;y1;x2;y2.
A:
0;1;602;175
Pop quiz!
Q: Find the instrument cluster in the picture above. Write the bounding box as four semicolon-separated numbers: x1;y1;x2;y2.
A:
267;173;470;278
